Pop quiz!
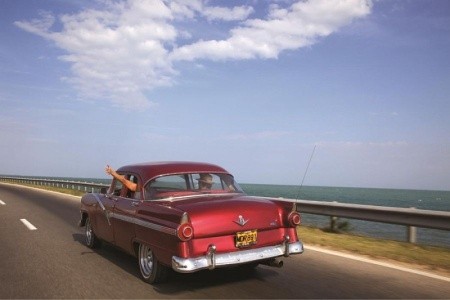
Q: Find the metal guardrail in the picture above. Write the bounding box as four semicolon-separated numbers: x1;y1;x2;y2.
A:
292;199;450;231
1;176;449;244
254;196;450;243
0;176;109;193
289;198;450;243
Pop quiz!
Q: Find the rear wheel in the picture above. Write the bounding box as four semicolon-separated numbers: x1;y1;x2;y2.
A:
85;216;101;248
138;243;169;284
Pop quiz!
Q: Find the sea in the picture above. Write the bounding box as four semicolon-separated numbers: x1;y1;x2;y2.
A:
242;184;450;248
16;176;450;248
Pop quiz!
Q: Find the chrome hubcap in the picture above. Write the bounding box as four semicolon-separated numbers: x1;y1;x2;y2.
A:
86;219;92;245
139;244;153;278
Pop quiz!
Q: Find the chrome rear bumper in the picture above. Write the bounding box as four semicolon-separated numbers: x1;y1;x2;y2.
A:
172;240;303;273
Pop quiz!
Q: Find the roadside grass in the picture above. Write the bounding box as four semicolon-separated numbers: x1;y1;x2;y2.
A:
4;181;450;276
297;226;450;275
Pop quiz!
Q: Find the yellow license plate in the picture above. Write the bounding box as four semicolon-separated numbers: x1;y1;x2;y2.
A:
235;230;257;248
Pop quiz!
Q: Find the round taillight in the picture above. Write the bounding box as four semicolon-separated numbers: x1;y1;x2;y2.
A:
177;223;193;241
288;211;301;227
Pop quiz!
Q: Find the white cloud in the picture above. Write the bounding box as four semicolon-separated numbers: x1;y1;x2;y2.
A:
15;0;372;110
202;5;254;21
15;10;55;37
171;0;372;61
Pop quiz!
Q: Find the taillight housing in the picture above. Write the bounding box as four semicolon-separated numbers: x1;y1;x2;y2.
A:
177;212;193;241
177;223;193;241
288;211;301;227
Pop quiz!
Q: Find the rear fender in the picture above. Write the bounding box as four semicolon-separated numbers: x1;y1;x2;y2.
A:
132;238;174;267
78;211;88;227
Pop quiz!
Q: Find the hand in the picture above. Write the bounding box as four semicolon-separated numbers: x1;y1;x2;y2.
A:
105;165;114;176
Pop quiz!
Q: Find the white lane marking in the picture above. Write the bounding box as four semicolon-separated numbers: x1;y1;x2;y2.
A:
304;245;450;282
0;200;5;205
20;219;37;230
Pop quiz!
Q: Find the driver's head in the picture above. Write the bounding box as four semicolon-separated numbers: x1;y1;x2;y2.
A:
197;174;213;189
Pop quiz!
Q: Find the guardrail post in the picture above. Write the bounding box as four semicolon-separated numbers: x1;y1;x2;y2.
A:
408;225;417;243
407;207;417;243
330;216;337;232
329;201;338;232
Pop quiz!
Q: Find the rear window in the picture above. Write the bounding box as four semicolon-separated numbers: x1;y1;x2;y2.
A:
144;173;243;200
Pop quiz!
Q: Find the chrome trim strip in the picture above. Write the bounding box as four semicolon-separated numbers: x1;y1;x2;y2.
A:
93;193;106;211
172;241;304;273
110;212;177;236
93;194;111;225
150;192;244;202
134;217;177;236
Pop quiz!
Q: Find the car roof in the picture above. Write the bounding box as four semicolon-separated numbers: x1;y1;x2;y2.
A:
117;161;231;181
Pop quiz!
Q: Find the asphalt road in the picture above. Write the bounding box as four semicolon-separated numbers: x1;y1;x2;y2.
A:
1;183;449;299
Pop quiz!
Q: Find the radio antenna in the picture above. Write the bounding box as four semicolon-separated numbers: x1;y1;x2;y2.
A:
296;145;316;200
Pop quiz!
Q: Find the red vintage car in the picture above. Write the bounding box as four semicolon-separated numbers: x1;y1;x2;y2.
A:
78;161;303;283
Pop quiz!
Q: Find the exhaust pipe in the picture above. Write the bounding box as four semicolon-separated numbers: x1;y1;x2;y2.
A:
261;258;284;268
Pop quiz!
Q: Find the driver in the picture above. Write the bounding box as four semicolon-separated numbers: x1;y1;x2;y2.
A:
197;174;213;190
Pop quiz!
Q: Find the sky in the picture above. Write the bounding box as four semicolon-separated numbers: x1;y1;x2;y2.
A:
1;0;449;191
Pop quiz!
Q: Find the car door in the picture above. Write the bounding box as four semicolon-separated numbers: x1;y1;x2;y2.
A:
92;179;122;243
112;174;141;255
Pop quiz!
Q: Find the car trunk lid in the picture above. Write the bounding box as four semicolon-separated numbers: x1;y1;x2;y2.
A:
170;194;283;238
